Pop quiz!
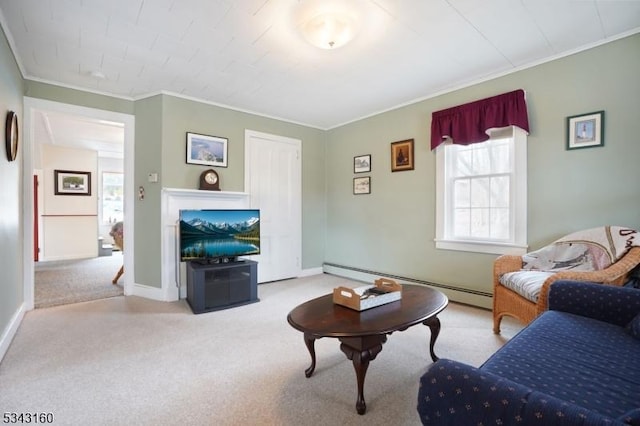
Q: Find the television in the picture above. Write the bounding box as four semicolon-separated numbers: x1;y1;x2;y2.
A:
179;209;260;263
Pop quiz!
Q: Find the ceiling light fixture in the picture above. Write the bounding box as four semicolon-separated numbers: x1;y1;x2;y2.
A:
302;12;358;49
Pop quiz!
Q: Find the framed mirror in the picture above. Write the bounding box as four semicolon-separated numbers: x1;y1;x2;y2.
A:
5;111;18;162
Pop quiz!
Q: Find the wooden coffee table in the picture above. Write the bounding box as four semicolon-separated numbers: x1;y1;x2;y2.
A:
287;284;448;414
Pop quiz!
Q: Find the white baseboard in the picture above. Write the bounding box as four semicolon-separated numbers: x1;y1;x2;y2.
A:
0;303;26;363
323;264;492;310
129;283;168;301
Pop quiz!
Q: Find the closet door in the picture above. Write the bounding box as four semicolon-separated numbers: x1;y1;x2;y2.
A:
245;130;301;283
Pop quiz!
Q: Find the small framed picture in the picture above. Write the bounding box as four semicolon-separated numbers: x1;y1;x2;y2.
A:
186;132;228;167
566;111;604;150
354;154;371;173
353;176;371;195
391;139;414;172
54;170;91;196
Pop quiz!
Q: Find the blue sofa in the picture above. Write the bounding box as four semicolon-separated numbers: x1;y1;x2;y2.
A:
417;280;640;425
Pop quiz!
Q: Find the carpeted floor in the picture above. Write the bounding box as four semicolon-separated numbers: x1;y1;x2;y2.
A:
34;254;125;309
0;273;523;425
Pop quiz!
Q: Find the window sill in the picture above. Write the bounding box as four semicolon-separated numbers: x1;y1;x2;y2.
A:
435;239;527;256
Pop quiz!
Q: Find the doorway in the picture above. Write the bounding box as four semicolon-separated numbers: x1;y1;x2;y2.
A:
23;98;135;310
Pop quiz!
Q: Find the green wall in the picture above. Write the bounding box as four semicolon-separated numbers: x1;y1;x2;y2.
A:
24;81;134;115
134;95;164;287
324;33;640;298
0;24;24;339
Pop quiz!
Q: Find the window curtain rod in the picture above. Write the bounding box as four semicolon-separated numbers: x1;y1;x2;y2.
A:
430;89;530;150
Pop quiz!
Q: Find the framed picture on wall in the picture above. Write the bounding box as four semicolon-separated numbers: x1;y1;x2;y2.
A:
186;132;228;167
566;111;604;150
354;154;371;173
54;169;91;196
391;139;414;172
353;176;371;195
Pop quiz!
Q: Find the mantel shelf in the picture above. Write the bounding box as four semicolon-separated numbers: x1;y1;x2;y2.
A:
162;188;249;200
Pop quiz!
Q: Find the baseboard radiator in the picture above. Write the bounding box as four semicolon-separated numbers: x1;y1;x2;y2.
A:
322;262;493;310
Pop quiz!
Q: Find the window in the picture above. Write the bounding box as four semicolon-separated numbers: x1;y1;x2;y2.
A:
435;127;527;255
102;172;124;225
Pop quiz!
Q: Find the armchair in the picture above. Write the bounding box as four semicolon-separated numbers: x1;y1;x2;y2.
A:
492;226;640;333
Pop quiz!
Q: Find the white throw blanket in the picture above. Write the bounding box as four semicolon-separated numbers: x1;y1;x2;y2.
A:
522;226;639;272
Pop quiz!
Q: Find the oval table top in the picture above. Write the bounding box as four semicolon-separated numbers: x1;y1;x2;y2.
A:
287;284;448;338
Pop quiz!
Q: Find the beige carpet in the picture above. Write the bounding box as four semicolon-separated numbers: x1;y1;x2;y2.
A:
0;274;522;426
34;254;125;309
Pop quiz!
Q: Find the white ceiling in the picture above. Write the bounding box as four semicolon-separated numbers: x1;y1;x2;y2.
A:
32;110;124;158
1;0;640;132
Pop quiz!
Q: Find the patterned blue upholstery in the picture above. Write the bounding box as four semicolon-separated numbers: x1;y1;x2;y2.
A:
548;280;640;326
417;281;640;426
628;314;640;340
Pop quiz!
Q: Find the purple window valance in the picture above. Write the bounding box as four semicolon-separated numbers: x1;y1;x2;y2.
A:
430;89;529;150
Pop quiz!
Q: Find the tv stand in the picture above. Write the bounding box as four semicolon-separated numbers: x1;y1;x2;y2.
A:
186;260;258;314
193;256;239;265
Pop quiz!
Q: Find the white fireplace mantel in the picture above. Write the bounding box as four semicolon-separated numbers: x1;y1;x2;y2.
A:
162;187;249;201
161;188;250;301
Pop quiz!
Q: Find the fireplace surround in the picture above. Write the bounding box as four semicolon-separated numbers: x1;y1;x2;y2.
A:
161;188;250;301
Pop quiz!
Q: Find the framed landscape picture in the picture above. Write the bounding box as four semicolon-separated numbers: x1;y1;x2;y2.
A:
566;111;604;150
54;170;91;196
186;132;228;167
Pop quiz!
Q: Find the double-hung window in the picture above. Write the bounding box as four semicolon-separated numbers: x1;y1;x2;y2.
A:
101;171;124;225
435;127;527;255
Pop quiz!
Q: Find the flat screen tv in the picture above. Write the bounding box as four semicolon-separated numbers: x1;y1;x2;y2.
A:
179;209;260;263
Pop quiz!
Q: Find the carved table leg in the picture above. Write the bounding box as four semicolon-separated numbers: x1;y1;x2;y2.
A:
303;333;316;378
339;338;385;415
423;316;441;362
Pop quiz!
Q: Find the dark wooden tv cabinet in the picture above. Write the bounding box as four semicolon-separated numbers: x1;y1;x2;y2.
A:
186;260;258;314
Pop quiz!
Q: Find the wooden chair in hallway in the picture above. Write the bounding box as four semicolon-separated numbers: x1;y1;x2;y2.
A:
109;222;124;284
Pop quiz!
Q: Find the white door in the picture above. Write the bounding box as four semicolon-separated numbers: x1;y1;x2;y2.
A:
245;130;301;283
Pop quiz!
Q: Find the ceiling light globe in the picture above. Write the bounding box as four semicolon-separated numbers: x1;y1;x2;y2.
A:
303;13;356;49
